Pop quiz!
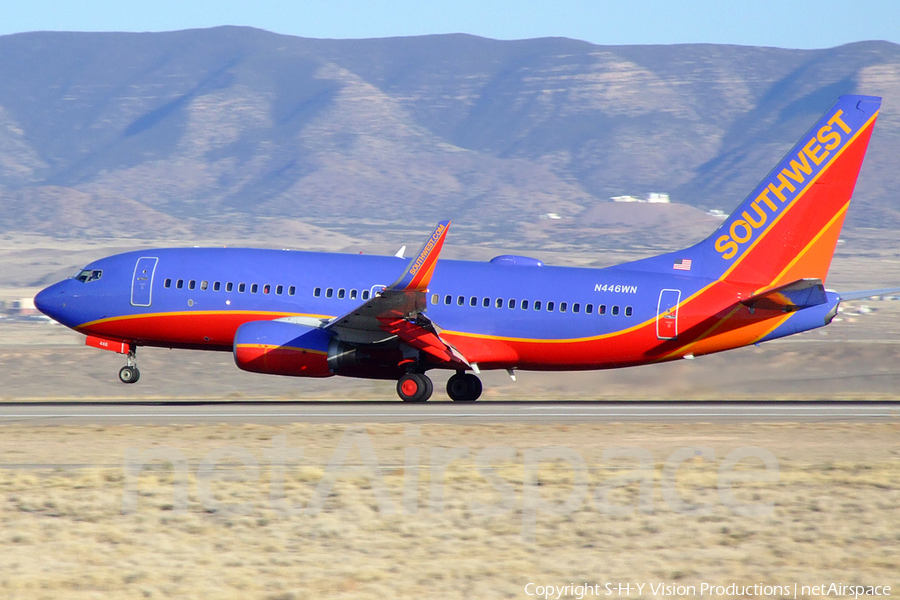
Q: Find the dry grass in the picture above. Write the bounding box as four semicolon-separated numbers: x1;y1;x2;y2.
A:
0;423;898;599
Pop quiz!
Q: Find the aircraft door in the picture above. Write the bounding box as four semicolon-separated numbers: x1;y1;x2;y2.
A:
656;289;681;340
131;257;159;307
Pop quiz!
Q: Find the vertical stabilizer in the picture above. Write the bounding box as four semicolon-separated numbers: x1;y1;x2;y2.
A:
697;95;881;286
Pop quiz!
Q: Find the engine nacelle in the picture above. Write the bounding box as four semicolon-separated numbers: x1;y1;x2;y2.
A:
233;320;334;377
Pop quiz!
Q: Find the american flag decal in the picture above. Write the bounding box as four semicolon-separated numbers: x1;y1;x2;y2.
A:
673;258;692;271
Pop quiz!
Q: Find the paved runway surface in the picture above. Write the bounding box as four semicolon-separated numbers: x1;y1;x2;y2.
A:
0;401;898;425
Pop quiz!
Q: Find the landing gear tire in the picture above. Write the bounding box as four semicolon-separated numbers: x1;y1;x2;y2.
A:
447;372;482;401
119;366;140;384
397;373;433;402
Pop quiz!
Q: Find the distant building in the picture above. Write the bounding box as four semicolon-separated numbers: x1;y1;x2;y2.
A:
11;298;39;316
611;193;670;203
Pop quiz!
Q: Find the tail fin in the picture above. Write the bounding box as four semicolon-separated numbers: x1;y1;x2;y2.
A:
693;95;880;287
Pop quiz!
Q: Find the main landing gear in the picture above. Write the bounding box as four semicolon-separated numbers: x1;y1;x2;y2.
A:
118;348;140;384
446;371;482;402
397;373;433;402
396;371;483;402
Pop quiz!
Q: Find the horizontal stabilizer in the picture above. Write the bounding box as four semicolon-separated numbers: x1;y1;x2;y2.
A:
742;278;827;312
838;287;900;301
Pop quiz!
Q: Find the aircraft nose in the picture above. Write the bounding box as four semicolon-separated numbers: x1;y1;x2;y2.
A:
34;282;69;324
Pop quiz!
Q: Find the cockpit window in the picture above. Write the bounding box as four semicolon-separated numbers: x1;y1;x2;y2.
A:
74;269;103;283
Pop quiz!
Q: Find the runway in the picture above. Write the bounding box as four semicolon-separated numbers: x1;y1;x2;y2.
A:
0;401;898;425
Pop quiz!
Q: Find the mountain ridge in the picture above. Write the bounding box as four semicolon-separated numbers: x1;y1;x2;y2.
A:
0;27;898;246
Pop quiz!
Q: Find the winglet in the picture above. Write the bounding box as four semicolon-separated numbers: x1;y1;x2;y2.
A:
388;220;450;292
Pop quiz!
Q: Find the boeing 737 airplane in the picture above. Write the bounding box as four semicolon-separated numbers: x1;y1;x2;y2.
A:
35;95;889;401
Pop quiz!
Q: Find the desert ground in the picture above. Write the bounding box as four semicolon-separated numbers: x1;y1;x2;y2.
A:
0;423;897;599
0;232;899;598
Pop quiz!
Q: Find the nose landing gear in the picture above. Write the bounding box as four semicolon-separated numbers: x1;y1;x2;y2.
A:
118;349;140;384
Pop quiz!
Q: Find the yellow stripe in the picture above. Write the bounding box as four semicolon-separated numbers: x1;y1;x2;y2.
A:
752;313;795;344
76;310;334;331
235;343;327;356
759;201;849;293
444;313;656;344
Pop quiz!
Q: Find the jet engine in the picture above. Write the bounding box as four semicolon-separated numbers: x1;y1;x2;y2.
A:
233;320;334;377
234;320;411;379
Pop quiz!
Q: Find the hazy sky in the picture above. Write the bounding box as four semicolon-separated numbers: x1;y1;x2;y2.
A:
2;0;898;49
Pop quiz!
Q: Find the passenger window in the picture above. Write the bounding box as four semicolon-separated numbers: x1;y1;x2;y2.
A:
214;281;221;292
547;301;555;311
239;283;246;293
470;297;477;307
176;279;184;289
362;290;370;300
599;304;606;315
251;284;259;294
226;282;233;292
508;299;516;309
275;285;283;295
483;297;490;308
495;298;503;308
314;287;321;297
457;296;464;306
338;288;345;299
534;300;542;310
560;302;567;313
586;304;593;314
189;280;196;290
431;294;439;305
573;303;580;313
350;289;358;300
326;288;333;298
521;299;529;310
288;286;296;296
612;305;620;316
625;306;633;317
444;295;452;305
264;284;271;294
200;280;208;291
164;278;172;288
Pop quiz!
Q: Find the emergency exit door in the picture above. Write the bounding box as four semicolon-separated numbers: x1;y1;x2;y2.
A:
656;289;681;340
131;257;158;307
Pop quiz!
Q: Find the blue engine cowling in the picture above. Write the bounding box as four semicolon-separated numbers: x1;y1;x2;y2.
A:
233;320;334;377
